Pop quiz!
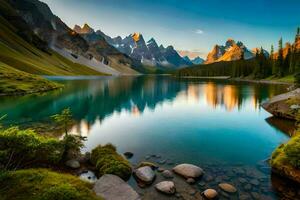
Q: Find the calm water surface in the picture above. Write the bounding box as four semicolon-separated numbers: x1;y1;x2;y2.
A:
0;76;298;199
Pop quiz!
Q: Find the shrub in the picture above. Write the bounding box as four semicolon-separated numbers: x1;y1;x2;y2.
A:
0;169;102;200
91;144;132;180
0;127;64;169
61;134;85;161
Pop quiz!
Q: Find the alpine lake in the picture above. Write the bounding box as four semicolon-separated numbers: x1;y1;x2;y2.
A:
1;75;299;199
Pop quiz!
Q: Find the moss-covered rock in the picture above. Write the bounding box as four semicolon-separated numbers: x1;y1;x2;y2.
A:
0;168;102;200
91;144;132;181
271;132;300;183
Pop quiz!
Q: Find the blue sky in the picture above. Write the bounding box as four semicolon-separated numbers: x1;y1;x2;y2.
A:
42;0;300;58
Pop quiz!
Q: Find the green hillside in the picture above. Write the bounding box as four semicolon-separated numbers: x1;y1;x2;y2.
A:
0;62;62;96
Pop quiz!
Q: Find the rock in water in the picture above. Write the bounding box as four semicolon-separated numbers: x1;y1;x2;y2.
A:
218;183;237;193
93;174;140;200
162;170;174;179
186;178;195;184
65;159;80;169
137;161;158;170
124;152;134;159
173;164;203;178
134;166;156;184
203;189;218;199
155;181;176;194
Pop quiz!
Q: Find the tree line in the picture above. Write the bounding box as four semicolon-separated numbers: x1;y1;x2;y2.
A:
177;28;300;84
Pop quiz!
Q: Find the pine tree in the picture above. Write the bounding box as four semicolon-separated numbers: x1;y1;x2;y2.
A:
270;45;276;75
277;37;284;77
270;45;274;58
285;46;291;73
295;61;300;85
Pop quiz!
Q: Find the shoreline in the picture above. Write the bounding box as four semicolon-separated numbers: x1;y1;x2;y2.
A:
230;78;293;85
0;86;63;97
175;75;294;85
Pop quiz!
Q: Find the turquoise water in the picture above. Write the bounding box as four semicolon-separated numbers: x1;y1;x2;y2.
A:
0;76;297;199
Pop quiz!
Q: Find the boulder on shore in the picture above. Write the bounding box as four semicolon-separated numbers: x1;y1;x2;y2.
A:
155;181;176;194
173;164;204;179
93;174;140;200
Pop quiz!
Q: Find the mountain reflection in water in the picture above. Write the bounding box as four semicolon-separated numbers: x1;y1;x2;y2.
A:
0;76;286;135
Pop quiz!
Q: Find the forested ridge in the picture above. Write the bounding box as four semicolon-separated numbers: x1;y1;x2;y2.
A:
177;28;300;84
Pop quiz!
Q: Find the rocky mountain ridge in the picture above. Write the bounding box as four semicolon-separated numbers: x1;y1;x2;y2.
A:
205;39;256;64
7;0;138;74
74;24;192;68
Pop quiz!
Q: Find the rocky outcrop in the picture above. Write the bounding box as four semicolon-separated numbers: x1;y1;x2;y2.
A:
262;88;300;120
93;174;140;200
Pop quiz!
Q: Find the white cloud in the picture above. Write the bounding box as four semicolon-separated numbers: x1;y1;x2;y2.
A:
195;29;204;34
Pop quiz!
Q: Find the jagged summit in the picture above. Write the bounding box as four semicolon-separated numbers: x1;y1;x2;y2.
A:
131;32;141;42
225;38;236;48
73;23;94;34
147;38;157;44
91;30;192;68
205;39;254;64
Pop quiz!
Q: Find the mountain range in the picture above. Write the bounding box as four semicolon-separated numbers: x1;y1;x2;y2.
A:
4;0;140;75
205;39;269;64
74;24;193;69
2;0;294;79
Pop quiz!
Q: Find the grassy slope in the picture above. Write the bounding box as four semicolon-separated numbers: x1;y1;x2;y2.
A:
0;62;62;95
0;169;102;200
